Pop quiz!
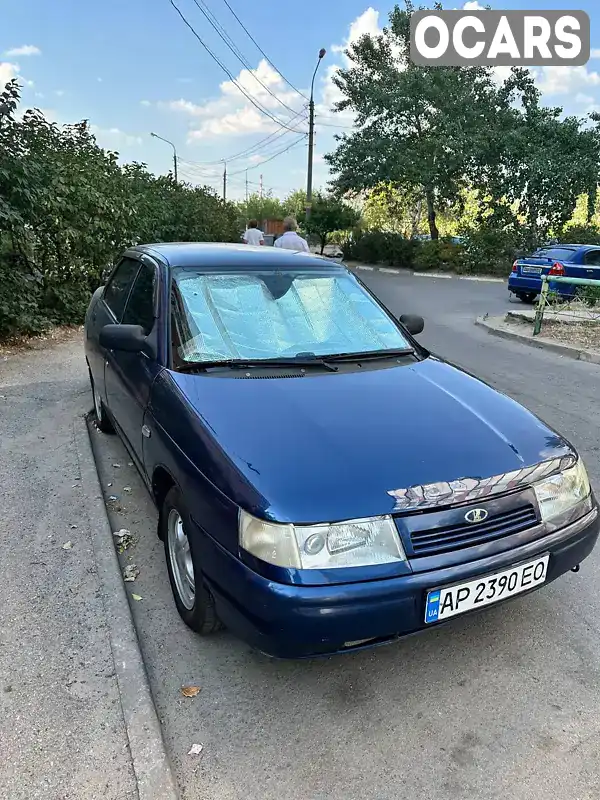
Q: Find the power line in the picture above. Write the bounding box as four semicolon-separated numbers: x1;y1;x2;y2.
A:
178;108;308;168
220;0;308;102
190;0;299;117
228;135;307;177
169;0;305;134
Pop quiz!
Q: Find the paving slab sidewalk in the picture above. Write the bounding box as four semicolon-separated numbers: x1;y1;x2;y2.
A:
0;334;177;800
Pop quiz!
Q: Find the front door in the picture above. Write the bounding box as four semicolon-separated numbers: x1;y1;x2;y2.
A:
105;260;161;464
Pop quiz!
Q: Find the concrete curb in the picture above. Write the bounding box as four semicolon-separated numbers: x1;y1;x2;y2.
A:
74;416;180;800
351;264;505;284
475;315;600;365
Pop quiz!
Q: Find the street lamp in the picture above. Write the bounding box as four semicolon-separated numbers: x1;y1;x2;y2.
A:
150;131;178;184
306;48;326;221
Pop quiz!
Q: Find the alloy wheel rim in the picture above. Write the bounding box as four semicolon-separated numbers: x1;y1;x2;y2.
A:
167;509;195;610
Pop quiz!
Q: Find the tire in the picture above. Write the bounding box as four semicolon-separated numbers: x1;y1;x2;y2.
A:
161;486;222;635
90;371;114;433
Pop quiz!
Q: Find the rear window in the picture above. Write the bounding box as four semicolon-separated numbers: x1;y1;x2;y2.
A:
531;248;576;262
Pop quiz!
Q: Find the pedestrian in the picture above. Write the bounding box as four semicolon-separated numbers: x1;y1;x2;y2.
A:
242;219;265;246
273;217;310;252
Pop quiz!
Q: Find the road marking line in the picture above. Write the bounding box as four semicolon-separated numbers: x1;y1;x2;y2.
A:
459;276;506;283
356;265;374;271
380;267;400;273
413;272;452;279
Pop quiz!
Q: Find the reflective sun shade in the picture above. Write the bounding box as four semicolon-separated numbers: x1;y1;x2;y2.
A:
172;270;409;363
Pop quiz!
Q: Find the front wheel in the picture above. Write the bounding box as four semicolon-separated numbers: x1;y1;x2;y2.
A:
161;487;222;635
90;372;114;433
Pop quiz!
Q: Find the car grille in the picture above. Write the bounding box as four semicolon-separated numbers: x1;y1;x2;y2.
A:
409;503;538;556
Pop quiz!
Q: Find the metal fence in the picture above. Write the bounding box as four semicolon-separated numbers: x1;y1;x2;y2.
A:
533;276;600;336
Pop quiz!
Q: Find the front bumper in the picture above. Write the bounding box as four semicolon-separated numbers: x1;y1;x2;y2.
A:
201;507;599;659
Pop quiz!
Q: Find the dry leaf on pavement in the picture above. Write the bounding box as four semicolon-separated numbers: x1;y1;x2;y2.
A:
188;744;204;755
123;564;139;582
181;686;201;698
62;541;73;550
131;594;142;601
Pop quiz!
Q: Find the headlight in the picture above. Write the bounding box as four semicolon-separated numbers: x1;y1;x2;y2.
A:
534;459;591;522
239;511;406;570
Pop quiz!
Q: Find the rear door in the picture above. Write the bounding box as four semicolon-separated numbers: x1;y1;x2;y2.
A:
582;249;600;279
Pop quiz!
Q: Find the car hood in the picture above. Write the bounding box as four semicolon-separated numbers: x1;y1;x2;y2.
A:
168;357;571;523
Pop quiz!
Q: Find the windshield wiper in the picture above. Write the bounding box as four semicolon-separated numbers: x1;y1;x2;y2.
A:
323;347;415;363
177;356;339;373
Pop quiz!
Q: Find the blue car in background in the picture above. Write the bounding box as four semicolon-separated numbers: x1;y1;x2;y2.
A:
84;243;598;658
509;244;600;303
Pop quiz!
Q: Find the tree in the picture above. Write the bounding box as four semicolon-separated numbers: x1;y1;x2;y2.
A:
325;2;504;239
362;183;425;237
236;192;285;226
283;189;307;219
298;193;360;253
473;69;600;239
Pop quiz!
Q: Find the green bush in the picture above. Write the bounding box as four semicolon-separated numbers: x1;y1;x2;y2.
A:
578;285;600;307
558;224;600;245
460;226;523;277
413;239;463;272
0;80;241;340
341;230;417;268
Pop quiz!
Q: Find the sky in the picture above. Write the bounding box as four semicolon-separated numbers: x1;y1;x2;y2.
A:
2;0;600;201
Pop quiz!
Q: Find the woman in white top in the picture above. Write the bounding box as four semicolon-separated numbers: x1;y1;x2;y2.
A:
242;219;265;246
273;217;310;252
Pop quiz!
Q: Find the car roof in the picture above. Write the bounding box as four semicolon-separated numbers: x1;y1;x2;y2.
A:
535;244;598;251
129;242;338;270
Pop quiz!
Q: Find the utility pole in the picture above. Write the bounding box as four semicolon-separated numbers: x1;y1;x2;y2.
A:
150;132;178;183
245;169;249;202
222;161;227;201
306;48;326;221
259;174;263;199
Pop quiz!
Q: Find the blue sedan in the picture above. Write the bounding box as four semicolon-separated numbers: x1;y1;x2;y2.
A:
509;243;600;303
85;243;598;658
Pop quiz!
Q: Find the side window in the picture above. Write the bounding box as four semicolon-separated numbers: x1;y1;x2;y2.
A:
584;250;600;267
170;288;192;366
122;263;156;334
103;258;140;321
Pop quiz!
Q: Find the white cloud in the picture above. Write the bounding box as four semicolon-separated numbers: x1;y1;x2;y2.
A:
331;7;381;60
0;62;20;86
533;65;600;97
4;45;41;57
159;59;307;141
55;89;65;97
91;125;143;148
575;92;595;106
317;9;383;123
462;1;485;9
591;49;600;59
140;99;151;107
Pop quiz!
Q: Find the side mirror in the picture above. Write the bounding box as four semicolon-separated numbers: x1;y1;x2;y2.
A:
400;314;425;336
100;324;151;355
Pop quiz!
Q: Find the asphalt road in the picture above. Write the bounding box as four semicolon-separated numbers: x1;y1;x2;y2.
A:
91;272;600;800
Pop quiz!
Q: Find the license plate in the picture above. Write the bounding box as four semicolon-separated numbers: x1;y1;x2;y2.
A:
424;554;550;624
521;266;542;275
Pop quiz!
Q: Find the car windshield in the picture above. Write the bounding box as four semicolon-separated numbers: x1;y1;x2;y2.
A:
171;268;410;363
531;247;576;261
